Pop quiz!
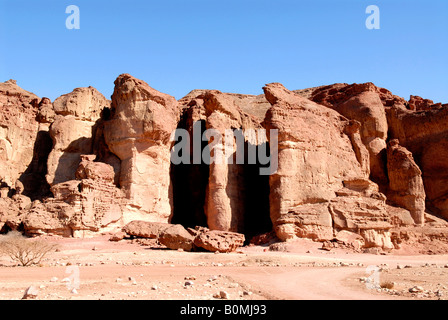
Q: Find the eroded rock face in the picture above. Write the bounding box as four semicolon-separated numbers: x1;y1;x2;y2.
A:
408;95;441;111
0;80;40;193
46;87;110;186
260;83;419;249
2;75;447;251
387;105;448;219
305;83;401;187
53;86;108;120
104;74;179;224
23;156;124;237
262;83;367;221
173;89;272;237
386;140;425;225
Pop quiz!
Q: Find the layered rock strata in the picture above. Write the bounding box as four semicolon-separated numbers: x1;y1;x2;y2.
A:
1;76;447;251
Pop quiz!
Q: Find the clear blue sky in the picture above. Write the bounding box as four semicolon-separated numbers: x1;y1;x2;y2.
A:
0;0;447;103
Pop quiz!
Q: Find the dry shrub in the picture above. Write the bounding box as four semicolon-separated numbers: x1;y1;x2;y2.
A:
0;231;58;266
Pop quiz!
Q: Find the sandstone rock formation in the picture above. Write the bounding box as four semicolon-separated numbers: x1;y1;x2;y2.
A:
262;83;366;234
22;156;124;237
104;74;180;224
173;89;272;239
386;139;425;225
305;83;404;187
0;80;43;197
387;103;448;219
261;83;427;249
158;224;195;252
1;74;448;252
46;87;110;185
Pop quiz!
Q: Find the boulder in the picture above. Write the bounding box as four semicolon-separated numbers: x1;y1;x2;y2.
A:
122;221;171;239
158;224;195;251
193;227;245;252
109;231;126;242
274;203;333;242
334;230;365;250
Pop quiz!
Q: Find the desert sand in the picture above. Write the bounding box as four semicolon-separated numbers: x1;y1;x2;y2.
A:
1;236;447;301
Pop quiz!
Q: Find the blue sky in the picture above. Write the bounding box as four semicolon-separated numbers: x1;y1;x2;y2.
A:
0;0;447;103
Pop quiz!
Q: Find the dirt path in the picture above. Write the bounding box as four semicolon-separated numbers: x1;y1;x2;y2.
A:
1;236;447;300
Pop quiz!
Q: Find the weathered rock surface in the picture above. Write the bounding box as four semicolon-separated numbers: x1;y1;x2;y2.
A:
386;140;425;225
158;224;195;251
53;86;108;121
193;227;245;253
46;87;110;185
174;89;272;238
0;80;43;197
22;156;124;237
104;74;179;224
260;83;424;249
387;103;448;219
306;83;400;187
122;220;171;239
262;83;366;229
122;221;244;253
408;95;441;111
1;75;448;252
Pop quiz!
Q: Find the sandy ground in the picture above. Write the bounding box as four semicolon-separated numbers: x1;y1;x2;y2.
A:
1;235;447;300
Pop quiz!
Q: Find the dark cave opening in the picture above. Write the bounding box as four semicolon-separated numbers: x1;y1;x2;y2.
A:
170;119;209;229
19;130;54;201
241;140;272;241
170;118;272;241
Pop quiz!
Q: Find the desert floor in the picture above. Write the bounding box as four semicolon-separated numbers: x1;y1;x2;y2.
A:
1;236;447;300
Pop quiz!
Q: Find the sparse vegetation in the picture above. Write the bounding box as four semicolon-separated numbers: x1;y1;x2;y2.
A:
0;231;58;266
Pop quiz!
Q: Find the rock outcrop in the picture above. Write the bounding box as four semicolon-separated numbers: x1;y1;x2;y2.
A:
0;80;43;197
305;83;404;187
386;140;425;225
1;74;448;252
386;103;448;219
261;83;420;249
22;155;124;237
46;87;110;185
262;83;365;229
104;74;180;224
173;90;272;238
